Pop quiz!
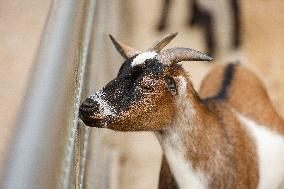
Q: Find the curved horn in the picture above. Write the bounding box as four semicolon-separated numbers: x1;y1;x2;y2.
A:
109;35;141;59
148;32;178;52
158;48;213;64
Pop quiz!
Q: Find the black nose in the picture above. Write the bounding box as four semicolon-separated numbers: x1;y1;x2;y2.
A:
81;98;96;109
79;98;97;120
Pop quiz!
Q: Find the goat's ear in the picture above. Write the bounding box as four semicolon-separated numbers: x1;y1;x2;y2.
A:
109;35;141;59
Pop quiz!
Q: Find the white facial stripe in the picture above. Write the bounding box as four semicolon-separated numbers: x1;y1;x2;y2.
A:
177;76;187;95
131;51;157;67
89;90;116;116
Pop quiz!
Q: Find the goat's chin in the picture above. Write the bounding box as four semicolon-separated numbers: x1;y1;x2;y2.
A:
80;118;108;128
105;122;165;132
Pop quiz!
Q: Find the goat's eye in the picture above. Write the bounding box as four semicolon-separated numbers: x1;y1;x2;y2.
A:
165;75;177;95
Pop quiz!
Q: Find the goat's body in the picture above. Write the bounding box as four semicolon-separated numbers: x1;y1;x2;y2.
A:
201;64;284;189
158;100;259;188
79;33;284;189
158;64;284;189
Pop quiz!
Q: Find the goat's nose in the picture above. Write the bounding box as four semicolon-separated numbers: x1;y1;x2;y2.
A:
81;98;96;109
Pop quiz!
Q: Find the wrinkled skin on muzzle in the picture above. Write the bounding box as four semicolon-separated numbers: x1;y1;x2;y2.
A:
79;57;175;131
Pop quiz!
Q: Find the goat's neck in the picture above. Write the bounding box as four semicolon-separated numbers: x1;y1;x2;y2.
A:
155;88;216;187
156;87;214;160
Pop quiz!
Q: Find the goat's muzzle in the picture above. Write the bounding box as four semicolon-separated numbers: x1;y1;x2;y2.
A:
79;98;107;127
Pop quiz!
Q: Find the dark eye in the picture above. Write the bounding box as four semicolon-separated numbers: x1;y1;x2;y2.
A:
165;75;177;95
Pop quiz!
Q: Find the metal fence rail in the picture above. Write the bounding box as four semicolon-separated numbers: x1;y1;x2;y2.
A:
1;0;96;188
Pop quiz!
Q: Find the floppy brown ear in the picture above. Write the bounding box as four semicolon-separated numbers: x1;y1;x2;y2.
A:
158;47;213;64
109;35;141;59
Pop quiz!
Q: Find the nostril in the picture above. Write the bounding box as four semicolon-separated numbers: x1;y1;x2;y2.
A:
82;98;95;109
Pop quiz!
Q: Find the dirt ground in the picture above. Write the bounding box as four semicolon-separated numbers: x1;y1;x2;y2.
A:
1;0;284;188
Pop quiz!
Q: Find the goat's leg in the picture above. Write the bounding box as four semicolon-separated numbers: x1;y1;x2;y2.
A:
231;0;241;48
157;0;172;31
203;11;215;56
188;0;202;26
158;155;178;189
187;0;215;56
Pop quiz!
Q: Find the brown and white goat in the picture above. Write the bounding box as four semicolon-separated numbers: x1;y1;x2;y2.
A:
79;33;284;189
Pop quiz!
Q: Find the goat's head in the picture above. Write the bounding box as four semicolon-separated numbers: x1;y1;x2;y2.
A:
79;33;212;131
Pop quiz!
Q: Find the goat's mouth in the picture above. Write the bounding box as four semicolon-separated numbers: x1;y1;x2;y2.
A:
80;116;107;128
81;119;107;128
79;110;108;128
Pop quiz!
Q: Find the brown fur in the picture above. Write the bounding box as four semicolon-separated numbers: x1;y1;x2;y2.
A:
80;34;280;188
159;99;258;188
200;64;284;133
158;155;178;189
158;64;264;188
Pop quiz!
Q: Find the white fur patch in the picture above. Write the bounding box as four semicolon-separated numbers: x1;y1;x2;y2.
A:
236;113;284;189
89;90;116;116
175;77;195;117
161;136;206;189
177;76;187;95
131;51;157;67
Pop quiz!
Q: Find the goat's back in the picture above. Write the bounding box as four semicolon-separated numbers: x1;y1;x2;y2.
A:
199;63;284;133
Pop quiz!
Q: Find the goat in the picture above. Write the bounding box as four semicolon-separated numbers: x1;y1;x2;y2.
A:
79;33;284;189
157;0;240;56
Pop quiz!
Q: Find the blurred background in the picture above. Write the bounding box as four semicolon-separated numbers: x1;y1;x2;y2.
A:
1;0;284;188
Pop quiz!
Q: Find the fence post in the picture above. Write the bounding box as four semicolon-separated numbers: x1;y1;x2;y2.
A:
1;0;96;188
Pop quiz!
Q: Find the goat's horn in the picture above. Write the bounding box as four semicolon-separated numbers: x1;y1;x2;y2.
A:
109;35;141;59
148;32;178;52
158;48;213;64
